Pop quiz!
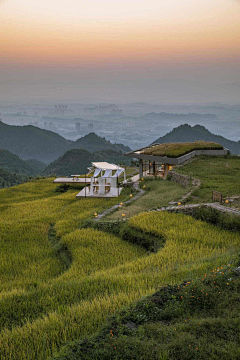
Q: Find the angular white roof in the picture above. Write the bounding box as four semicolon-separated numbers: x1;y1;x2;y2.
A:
92;162;121;170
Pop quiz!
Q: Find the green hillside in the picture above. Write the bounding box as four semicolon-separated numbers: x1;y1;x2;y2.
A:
152;124;240;155
25;159;47;173
43;148;131;176
94;149;131;165
68;132;131;153
0;123;130;164
0;149;42;176
0;122;71;163
0;168;27;188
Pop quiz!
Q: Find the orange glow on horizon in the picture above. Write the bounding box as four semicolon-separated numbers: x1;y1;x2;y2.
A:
0;0;239;103
0;18;239;67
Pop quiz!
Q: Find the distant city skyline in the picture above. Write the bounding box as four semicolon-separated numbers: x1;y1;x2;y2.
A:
0;0;239;103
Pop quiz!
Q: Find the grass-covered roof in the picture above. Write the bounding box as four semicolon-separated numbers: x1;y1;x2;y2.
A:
141;141;223;158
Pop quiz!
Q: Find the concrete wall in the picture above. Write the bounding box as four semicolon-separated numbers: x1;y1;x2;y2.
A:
176;149;229;165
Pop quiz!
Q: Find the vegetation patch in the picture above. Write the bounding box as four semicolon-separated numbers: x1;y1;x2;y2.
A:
142;141;223;158
54;184;85;193
48;224;72;273
190;206;240;232
176;156;240;203
87;220;164;252
105;177;186;220
0;167;28;188
50;261;240;360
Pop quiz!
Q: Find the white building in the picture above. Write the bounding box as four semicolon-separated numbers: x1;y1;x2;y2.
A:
76;162;126;198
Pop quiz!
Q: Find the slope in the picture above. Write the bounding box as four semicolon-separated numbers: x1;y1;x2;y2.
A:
0;122;71;163
0;149;42;176
0;168;27;189
152;124;240;155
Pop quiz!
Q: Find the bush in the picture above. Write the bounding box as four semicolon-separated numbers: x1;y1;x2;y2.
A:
192;206;240;232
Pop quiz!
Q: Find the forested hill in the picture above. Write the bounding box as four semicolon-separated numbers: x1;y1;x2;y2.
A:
152;124;240;155
0;149;45;176
0;123;130;163
43;148;131;176
0;122;71;163
68;133;131;153
0;168;27;189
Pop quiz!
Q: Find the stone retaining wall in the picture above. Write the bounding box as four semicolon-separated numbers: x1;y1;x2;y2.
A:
169;171;191;187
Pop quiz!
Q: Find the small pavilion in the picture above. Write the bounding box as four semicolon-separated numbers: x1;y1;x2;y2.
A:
125;141;229;179
76;162;126;198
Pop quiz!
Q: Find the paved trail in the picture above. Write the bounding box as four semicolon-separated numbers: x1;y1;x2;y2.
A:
156;202;240;216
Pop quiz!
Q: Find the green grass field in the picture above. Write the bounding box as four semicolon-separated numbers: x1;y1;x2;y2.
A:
52;264;240;360
105;178;186;220
176;156;240;203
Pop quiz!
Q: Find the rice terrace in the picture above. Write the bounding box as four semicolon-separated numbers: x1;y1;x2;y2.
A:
0;152;240;360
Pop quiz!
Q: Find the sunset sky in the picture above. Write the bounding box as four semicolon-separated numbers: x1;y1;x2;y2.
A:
1;0;240;102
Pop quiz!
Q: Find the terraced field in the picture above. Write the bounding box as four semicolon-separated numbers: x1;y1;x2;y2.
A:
0;178;239;359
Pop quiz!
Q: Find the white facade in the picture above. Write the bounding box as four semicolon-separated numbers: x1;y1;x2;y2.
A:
76;162;126;198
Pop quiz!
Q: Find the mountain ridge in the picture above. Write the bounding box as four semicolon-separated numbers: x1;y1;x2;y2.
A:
152;124;240;155
43;148;131;176
0;122;130;163
0;122;71;163
67;133;131;153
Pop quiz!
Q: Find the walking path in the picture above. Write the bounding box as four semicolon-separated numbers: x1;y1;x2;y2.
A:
155;202;240;216
93;169;240;221
94;172;146;221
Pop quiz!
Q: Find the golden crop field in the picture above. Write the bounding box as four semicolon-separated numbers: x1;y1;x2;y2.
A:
0;179;239;360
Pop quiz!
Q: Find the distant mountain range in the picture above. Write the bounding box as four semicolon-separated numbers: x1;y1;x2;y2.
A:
2;122;240;187
0;122;70;163
0;122;130;163
152;124;240;155
43;148;131;176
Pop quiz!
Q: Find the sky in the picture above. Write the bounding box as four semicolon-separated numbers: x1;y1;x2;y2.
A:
0;0;240;103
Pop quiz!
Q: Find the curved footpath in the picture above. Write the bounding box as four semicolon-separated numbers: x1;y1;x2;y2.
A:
159;202;240;216
94;179;145;221
94;171;240;221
